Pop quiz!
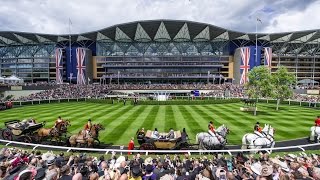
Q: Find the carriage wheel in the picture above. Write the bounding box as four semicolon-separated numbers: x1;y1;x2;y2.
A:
22;136;32;143
2;129;13;141
94;139;100;147
139;143;155;150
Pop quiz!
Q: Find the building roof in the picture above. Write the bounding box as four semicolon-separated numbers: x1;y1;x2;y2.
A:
0;20;320;55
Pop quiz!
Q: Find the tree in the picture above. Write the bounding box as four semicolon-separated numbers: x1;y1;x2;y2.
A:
271;66;296;111
245;66;273;116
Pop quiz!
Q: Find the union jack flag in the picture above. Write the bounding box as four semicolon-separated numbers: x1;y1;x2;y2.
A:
240;47;251;84
55;48;63;84
76;48;86;85
264;47;272;69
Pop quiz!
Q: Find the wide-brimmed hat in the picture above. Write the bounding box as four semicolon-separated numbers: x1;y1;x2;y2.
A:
260;164;273;176
144;157;153;166
41;151;56;166
250;162;262;175
270;158;290;172
114;156;126;168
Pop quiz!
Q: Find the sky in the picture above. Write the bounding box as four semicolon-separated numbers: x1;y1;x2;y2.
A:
0;0;319;34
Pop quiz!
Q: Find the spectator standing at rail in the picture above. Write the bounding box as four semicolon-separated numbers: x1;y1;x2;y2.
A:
128;137;135;155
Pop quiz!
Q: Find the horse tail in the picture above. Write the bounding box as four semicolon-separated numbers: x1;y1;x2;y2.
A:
241;134;248;149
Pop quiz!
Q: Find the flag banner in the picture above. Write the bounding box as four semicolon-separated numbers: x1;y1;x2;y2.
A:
264;47;272;69
55;48;63;84
76;48;87;85
240;47;251;84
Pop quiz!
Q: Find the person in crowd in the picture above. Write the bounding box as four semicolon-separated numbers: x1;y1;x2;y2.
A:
128;137;135;155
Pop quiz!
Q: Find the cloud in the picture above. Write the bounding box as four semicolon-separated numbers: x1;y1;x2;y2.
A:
0;0;318;34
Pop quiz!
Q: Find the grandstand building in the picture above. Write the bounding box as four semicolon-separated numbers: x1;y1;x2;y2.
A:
0;20;319;84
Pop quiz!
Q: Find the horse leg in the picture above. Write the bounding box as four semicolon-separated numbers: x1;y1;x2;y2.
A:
241;135;248;150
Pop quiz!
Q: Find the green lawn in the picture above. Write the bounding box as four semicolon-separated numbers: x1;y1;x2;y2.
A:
0;102;318;146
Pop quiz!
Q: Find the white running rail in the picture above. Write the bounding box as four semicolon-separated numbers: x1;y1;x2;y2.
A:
0;139;319;156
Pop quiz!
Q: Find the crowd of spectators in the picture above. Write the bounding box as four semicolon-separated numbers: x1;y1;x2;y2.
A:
9;83;244;101
0;147;319;180
1;83;319;103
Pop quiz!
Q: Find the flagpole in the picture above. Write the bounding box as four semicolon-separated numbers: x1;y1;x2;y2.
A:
69;18;72;84
255;18;258;65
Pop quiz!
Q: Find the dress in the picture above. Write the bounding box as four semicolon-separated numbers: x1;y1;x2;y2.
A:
315;118;320;126
128;139;135;155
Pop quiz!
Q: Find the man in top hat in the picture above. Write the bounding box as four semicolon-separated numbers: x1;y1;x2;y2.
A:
208;121;216;136
54;116;63;128
84;119;92;139
254;122;264;137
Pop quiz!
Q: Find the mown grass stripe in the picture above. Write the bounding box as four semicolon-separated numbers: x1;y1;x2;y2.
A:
103;106;145;144
165;106;176;131
68;104;131;134
152;106;166;132
139;106;159;131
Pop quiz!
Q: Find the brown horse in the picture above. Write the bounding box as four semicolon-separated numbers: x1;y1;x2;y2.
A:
69;123;104;147
37;120;71;142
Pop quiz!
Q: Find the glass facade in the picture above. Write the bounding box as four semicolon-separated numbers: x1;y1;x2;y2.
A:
0;20;319;84
0;44;55;82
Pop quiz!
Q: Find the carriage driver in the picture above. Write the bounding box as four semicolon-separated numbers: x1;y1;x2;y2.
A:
254;122;263;137
54;116;63;128
208;121;216;136
84;119;92;138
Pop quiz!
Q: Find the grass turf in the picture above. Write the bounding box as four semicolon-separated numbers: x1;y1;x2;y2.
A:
0;102;318;146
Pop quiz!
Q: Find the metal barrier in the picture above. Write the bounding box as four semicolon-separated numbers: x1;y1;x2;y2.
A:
8;97;320;108
0;139;319;156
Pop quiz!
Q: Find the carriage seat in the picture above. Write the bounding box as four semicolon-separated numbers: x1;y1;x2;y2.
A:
144;130;181;140
7;123;25;130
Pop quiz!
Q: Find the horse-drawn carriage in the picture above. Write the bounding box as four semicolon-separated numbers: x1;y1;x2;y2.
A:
137;130;189;150
1;119;45;143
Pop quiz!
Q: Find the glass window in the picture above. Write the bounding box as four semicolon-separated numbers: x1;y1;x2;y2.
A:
33;64;49;68
34;59;49;63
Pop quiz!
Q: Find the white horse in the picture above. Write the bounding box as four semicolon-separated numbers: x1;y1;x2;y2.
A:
241;124;275;153
195;125;229;150
310;126;320;142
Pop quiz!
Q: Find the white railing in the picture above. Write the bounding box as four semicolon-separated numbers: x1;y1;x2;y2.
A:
8;96;320;108
0;139;319;156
